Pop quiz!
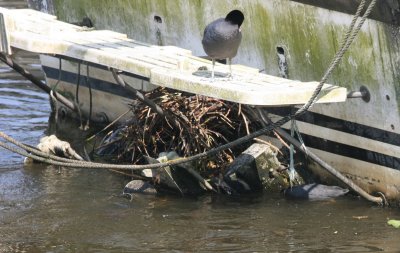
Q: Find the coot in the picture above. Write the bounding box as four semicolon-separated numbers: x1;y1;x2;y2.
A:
202;10;244;80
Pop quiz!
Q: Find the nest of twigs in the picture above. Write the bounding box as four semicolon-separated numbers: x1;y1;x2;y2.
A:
96;87;262;173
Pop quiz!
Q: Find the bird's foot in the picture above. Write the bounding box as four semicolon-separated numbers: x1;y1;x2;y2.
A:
199;76;215;82
216;72;236;82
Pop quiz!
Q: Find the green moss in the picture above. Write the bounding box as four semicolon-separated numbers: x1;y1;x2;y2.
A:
249;2;273;64
53;0;86;22
51;0;398;95
247;1;339;81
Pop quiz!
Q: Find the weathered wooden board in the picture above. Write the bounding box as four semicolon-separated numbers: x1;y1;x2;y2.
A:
0;7;347;105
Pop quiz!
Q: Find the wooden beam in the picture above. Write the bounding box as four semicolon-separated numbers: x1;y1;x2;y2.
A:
0;7;348;106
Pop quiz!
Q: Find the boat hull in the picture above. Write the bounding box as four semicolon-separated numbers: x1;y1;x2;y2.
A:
37;0;400;202
40;54;156;123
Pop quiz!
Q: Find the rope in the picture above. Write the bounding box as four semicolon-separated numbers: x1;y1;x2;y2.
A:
85;63;92;129
0;132;87;164
0;0;376;171
50;90;59;123
256;109;384;205
288;119;297;185
50;58;62;123
75;61;84;129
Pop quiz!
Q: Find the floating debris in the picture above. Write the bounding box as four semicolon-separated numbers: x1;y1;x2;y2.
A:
283;183;349;200
24;134;83;164
352;216;368;220
387;219;400;228
123;180;157;196
223;143;284;194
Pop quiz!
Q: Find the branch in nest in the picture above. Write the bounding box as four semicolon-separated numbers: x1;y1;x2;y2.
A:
97;87;263;173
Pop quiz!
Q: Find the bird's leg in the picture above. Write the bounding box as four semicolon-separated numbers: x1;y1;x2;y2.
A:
211;58;215;81
227;58;232;79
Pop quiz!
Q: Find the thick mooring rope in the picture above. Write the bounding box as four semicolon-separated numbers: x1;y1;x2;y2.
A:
0;0;376;171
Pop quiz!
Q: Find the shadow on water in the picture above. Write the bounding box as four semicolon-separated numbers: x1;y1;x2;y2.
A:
0;9;399;253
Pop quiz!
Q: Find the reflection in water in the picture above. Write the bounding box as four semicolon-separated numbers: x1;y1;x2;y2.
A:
0;52;50;168
0;27;399;253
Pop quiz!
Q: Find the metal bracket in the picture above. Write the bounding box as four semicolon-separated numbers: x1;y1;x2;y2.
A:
347;85;371;102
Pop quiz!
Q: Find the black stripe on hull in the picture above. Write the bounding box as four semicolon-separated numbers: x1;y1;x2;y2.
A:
268;107;400;147
267;107;400;170
42;66;139;99
286;130;400;171
54;54;151;82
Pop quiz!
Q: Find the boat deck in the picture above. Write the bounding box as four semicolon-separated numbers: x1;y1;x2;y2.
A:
0;7;347;106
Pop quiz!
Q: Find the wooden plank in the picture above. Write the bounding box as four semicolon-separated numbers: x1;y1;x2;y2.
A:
64;36;180;69
11;8;57;21
50;32;183;67
76;30;128;40
56;32;190;70
185;55;260;75
150;68;347;105
0;7;348;106
10;31;156;77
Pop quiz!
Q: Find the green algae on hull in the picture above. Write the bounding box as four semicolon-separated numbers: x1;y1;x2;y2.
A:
50;0;400;123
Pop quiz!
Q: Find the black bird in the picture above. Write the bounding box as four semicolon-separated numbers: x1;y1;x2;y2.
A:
202;10;244;80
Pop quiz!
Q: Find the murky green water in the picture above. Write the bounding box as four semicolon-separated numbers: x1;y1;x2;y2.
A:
1;2;400;252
